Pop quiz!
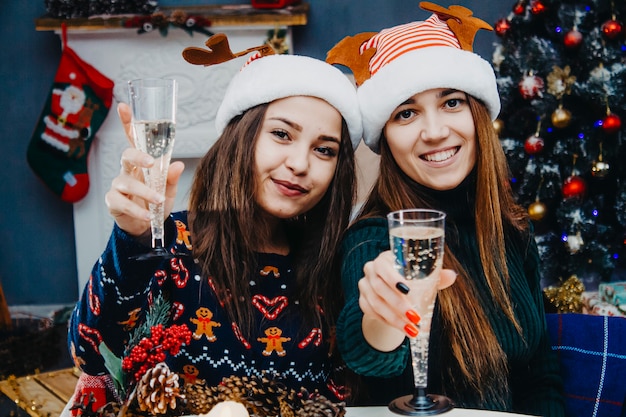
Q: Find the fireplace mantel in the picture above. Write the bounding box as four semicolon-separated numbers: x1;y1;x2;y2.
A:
37;7;307;297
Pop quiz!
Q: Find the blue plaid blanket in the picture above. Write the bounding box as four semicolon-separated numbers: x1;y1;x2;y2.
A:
546;313;626;417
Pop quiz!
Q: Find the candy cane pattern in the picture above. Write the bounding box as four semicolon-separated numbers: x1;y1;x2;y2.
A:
207;277;233;307
172;301;185;321
78;323;103;353
88;275;101;316
169;257;189;288
154;269;167;286
327;379;346;401
231;322;252;349
298;327;322;348
252;295;288;320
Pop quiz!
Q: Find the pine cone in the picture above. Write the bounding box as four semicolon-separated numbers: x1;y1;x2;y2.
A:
233;375;285;416
294;389;346;417
183;380;221;415
136;362;183;415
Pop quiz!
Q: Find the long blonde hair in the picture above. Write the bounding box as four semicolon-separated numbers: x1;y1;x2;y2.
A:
358;96;528;406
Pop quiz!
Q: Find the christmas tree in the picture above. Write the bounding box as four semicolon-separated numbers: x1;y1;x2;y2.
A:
491;0;625;293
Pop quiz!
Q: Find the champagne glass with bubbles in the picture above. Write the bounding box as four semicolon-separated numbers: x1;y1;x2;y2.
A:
387;209;453;415
128;78;177;260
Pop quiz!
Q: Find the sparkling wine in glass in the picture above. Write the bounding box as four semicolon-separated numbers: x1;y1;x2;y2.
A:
387;209;453;415
128;78;177;260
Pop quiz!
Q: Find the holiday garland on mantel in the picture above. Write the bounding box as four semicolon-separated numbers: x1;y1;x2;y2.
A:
492;0;625;300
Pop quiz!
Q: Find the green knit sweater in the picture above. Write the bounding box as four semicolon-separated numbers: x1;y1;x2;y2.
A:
336;177;565;416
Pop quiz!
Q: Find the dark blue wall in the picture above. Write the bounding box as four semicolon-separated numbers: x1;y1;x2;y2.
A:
0;1;510;306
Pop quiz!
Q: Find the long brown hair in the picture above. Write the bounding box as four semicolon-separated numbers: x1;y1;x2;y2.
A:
357;95;528;406
188;103;356;336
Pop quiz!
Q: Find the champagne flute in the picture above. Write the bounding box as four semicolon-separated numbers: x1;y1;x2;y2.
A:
128;78;177;260
387;209;453;415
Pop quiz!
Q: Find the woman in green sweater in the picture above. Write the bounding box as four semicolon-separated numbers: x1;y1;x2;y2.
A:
328;2;564;416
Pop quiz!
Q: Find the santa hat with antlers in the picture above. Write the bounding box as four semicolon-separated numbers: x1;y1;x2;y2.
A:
327;1;500;153
183;34;363;149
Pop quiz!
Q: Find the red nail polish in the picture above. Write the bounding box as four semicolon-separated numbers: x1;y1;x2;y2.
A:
404;324;419;338
406;310;420;324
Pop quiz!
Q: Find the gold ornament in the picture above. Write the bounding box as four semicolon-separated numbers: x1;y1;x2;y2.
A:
591;142;610;178
591;160;610;177
543;275;585;313
493;118;504;135
528;200;547;221
551;105;572;128
546;65;576;99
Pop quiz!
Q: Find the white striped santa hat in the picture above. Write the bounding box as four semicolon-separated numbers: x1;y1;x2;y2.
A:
328;2;500;153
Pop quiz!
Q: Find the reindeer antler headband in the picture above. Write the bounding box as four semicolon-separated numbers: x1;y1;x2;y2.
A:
182;33;275;67
182;33;363;148
327;2;500;153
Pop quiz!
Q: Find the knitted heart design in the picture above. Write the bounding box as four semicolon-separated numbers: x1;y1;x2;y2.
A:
252;295;288;320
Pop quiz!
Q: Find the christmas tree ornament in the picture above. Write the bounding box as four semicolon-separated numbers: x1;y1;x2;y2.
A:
562;175;587;198
601;18;623;40
562;154;587;198
563;28;583;49
546;66;575;128
528;199;547;221
547;65;576;98
524;134;544;154
530;0;547;15
493;118;504;135
566;231;584;254
524;119;545;154
601;112;622;134
528;176;547;221
551;106;572;128
495;18;512;37
591;143;610;178
518;72;545;99
592;159;610;178
589;62;611;83
26;24;114;203
513;1;526;15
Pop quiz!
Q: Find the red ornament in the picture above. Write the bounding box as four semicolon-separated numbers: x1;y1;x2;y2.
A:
495;18;512;36
524;134;545;154
513;2;525;15
601;19;623;40
518;74;545;99
601;113;622;134
530;0;546;15
562;175;587;199
564;29;583;49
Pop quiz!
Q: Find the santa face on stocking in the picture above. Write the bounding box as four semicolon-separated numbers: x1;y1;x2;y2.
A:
41;85;94;159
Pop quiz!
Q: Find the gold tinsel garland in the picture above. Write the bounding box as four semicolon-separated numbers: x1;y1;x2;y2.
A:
543;275;585;313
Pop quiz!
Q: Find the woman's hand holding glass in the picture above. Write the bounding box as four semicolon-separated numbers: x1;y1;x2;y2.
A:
358;250;457;352
105;103;185;241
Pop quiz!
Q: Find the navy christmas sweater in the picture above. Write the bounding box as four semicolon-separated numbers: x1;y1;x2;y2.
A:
68;211;343;399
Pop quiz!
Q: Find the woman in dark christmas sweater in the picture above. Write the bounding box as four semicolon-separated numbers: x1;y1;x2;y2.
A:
328;3;564;416
68;39;362;405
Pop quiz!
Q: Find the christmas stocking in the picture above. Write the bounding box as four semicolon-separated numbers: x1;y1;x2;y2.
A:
27;24;114;203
